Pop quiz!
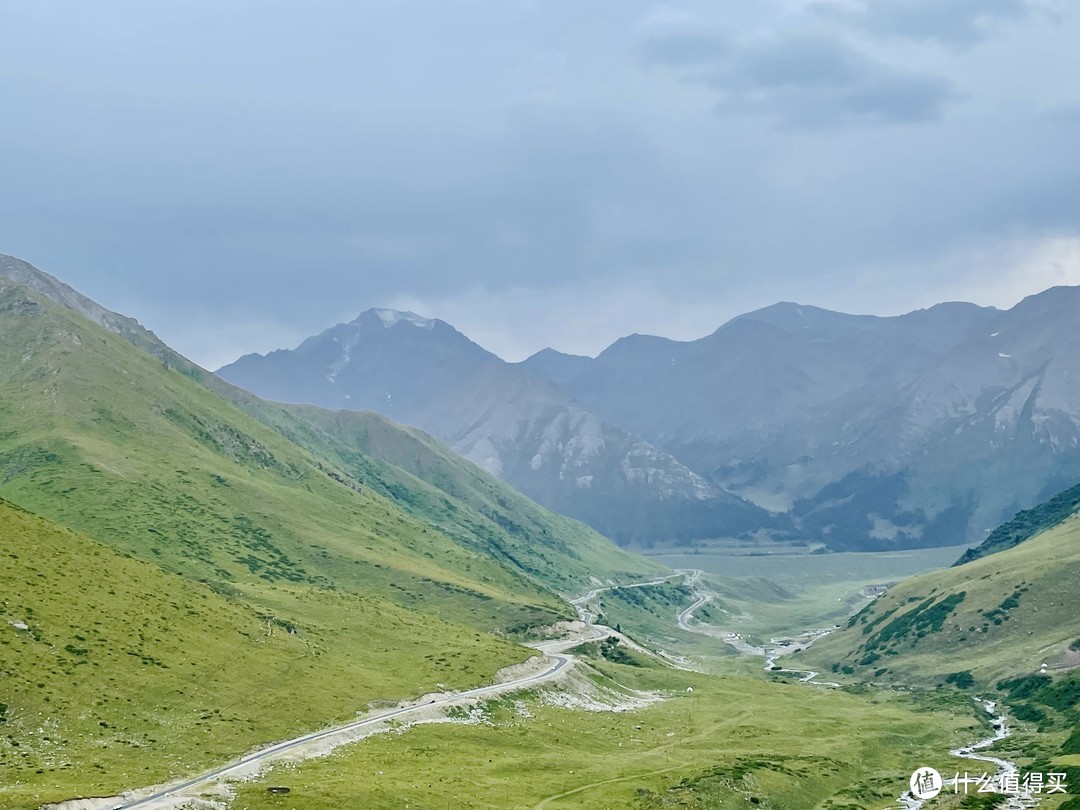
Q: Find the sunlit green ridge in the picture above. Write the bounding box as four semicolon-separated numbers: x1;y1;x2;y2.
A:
0;267;660;807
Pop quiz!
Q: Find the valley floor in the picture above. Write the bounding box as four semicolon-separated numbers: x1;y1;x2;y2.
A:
30;558;1078;810
226;660;981;810
146;570;1004;810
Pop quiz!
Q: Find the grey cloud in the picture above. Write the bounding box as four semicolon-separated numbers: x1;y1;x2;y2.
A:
0;1;1078;368
729;34;864;89
812;0;1033;47
641;30;956;127
636;30;729;68
1044;100;1080;125
714;70;955;128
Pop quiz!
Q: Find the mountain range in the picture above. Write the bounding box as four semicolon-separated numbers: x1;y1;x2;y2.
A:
219;308;776;546
219;288;1080;551
2;251;1077;808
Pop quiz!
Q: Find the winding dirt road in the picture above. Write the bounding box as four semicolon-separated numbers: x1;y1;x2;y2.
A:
103;596;621;809
570;574;679;625
673;568;838;684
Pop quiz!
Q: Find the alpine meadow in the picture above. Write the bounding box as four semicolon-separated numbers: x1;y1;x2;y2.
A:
2;3;1079;809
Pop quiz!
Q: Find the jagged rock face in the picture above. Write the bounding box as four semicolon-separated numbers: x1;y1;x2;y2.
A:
218;309;775;546
521;289;1080;548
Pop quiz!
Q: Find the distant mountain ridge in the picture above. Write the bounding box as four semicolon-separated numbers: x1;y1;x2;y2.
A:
520;290;1080;548
220;286;1080;551
220;308;779;546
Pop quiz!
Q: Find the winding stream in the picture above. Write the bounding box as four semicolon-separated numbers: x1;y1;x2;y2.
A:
672;570;1041;808
761;629;841;686
898;697;1039;809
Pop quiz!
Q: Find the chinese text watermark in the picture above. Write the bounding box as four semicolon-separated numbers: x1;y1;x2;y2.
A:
909;767;1068;799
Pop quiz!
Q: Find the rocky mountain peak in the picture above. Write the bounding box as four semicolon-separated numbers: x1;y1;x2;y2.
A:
352;308;438;330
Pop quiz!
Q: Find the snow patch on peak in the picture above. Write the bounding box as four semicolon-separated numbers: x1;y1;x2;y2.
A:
371;309;435;329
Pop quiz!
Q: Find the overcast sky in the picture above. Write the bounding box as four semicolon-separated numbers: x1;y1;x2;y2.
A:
3;1;1079;368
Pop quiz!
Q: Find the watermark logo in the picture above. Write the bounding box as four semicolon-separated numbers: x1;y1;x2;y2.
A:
907;769;1069;801
950;771;1068;796
910;767;943;800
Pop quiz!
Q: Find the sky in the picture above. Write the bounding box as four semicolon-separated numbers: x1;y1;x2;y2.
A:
2;1;1079;368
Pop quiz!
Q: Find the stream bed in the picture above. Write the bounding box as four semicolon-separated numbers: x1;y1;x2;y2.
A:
897;697;1041;809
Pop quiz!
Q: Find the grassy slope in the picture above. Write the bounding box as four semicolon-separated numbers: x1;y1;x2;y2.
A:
212;397;662;594
1;255;659;597
955;480;1080;564
230;650;982;810
793;490;1080;809
0;499;526;809
0;278;568;633
0;278;588;801
591;581;696;643
804;511;1080;685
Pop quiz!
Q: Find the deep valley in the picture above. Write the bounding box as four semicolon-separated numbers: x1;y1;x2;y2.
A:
1;255;1077;810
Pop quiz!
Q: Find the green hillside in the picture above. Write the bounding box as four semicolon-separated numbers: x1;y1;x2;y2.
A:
2;255;661;597
796;500;1080;799
0;498;526;809
221;401;662;593
0;263;672;806
0;274;586;800
0;276;568;633
805;509;1080;685
955;480;1080;565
